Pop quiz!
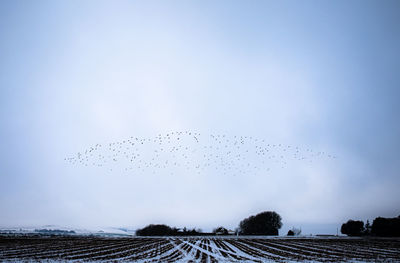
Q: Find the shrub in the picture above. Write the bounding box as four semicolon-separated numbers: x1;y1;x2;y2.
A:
239;211;282;235
371;216;400;237
341;220;364;236
136;224;174;236
213;227;229;235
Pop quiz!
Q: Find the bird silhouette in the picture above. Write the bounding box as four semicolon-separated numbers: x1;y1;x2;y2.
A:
65;131;336;177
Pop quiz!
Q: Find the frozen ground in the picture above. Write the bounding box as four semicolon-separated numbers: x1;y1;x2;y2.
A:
1;235;400;262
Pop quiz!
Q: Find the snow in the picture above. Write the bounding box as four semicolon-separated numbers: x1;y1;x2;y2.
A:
1;236;399;262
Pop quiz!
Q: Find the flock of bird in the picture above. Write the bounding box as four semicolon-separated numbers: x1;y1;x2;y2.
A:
65;131;336;176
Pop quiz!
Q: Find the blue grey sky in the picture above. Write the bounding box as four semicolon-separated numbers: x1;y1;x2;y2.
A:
1;0;399;234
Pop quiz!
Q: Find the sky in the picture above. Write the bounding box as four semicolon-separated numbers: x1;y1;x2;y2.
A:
0;0;400;235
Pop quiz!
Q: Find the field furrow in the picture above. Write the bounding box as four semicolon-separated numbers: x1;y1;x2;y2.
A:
1;236;400;262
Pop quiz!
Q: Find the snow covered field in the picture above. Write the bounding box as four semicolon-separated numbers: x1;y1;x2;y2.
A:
1;236;399;262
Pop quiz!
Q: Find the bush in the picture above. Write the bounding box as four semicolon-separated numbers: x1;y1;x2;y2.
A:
136;224;174;236
239;211;282;235
213;227;228;235
136;224;205;236
287;227;301;236
371;216;400;237
291;227;301;236
341;220;364;236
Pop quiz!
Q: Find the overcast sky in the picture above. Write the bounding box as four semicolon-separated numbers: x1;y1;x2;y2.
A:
1;0;399;235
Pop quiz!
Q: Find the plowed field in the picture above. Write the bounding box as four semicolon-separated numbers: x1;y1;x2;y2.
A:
1;236;399;262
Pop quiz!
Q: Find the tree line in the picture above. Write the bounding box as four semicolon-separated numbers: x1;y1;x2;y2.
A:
136;211;282;236
341;215;400;237
136;211;400;237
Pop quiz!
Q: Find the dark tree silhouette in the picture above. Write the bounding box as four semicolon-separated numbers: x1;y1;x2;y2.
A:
239;211;282;235
341;220;364;236
188;228;200;235
213;227;229;235
136;224;205;236
371;216;400;237
364;220;371;235
136;224;174;236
